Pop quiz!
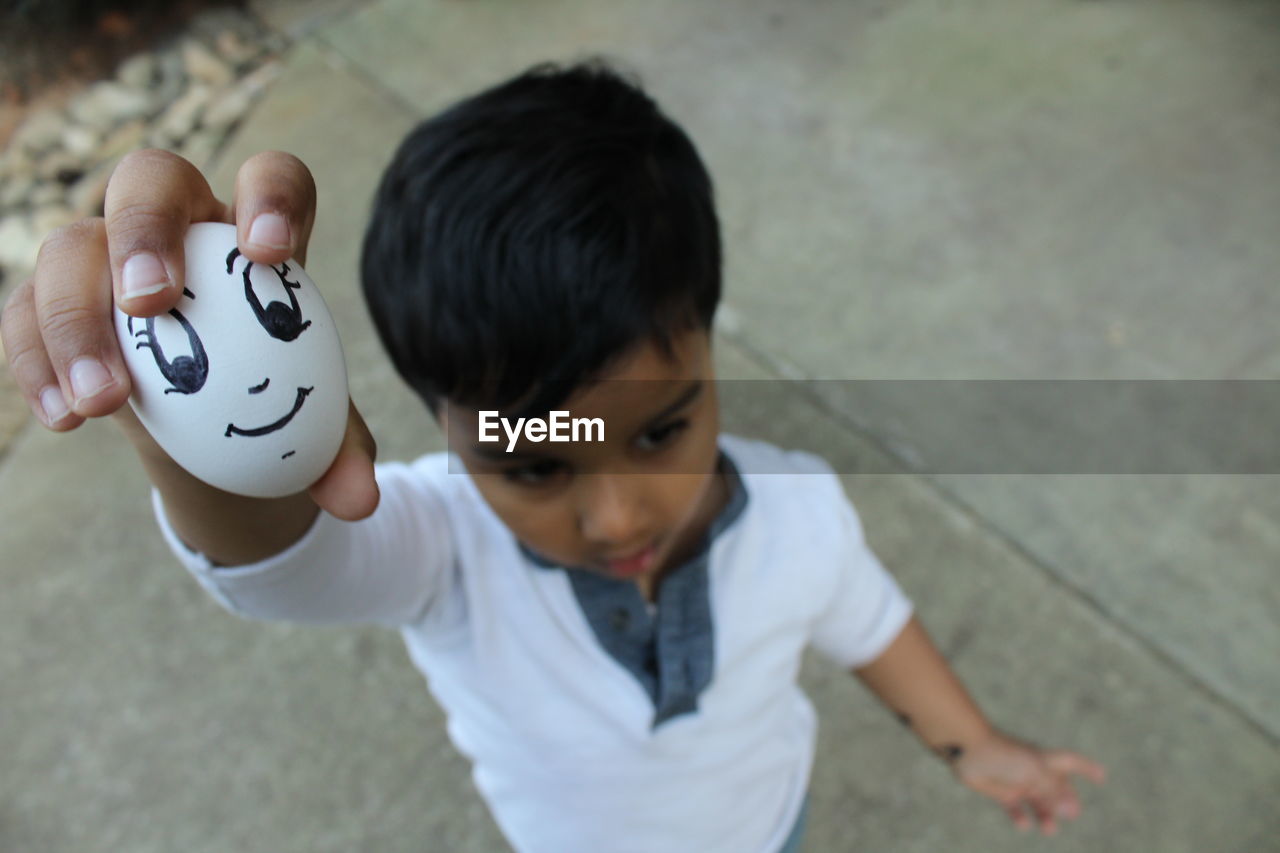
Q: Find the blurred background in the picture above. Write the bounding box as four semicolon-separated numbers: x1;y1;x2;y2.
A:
1;1;1277;851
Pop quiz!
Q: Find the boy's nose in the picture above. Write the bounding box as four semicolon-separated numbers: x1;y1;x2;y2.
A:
578;475;653;548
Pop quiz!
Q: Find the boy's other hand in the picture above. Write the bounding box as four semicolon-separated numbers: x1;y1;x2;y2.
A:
952;729;1106;837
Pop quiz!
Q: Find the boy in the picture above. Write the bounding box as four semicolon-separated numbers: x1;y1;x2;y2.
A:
2;59;1104;852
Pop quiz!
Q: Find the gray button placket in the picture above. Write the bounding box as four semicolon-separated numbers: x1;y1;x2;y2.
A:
565;571;658;702
518;449;749;729
652;555;713;725
561;560;714;728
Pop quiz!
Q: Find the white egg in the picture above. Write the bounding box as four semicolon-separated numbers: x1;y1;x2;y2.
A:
114;222;348;498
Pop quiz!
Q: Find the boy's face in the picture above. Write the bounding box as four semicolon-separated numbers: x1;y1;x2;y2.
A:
444;329;724;585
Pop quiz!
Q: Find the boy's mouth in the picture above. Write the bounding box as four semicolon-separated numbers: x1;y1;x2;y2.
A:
603;540;660;578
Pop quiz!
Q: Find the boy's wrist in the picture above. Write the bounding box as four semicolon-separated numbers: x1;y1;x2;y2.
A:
934;720;998;765
118;408;321;565
897;709;995;765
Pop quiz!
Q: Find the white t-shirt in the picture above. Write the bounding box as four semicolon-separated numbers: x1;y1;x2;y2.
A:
156;434;913;853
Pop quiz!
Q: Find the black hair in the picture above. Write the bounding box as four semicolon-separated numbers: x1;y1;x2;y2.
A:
360;57;721;418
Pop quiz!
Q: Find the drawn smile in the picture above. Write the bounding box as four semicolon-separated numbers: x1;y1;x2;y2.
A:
225;386;314;437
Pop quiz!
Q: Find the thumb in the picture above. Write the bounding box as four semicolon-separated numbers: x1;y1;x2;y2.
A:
308;399;379;520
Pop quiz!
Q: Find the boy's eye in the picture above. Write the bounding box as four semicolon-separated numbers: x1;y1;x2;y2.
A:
636;419;688;452
503;458;569;486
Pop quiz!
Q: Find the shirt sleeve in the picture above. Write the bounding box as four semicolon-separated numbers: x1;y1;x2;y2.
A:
153;457;457;629
806;474;914;670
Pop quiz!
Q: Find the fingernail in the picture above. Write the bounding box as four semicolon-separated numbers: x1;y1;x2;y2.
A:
248;213;291;250
40;386;70;425
122;253;171;299
69;358;114;405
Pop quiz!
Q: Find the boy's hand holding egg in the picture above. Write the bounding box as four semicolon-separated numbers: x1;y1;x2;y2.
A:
0;150;378;533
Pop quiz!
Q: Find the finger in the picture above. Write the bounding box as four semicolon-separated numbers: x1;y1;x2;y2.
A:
232;151;317;267
1044;750;1108;785
30;220;133;419
308;400;379;521
104;148;229;316
1002;799;1032;832
958;771;1020;804
1053;783;1083;821
1031;770;1084;825
1;277;85;430
1029;796;1059;837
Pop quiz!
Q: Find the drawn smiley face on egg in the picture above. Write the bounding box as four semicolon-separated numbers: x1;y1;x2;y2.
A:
115;222;348;498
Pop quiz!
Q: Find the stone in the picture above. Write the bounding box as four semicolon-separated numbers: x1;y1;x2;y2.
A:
61;124;101;159
155;84;214;144
29;182;65;208
31;203;78;235
11;110;67;156
182;39;235;88
116;52;158;89
177;130;220;169
214;29;262;69
202;85;256;134
34;150;83;185
150;49;188;108
0;173;35;210
95;119;147;164
69;81;156;127
0;145;36;184
236;60;283;98
69;162;116;218
188;5;257;40
263;32;288;55
0;215;42;275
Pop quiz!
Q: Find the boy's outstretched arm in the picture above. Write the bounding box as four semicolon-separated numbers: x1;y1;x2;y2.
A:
853;615;1106;836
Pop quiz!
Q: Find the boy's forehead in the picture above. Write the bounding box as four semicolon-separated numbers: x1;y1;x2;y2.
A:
584;329;714;389
443;330;714;426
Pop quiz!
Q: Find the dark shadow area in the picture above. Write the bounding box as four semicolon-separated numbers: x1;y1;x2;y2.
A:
1;0;245;102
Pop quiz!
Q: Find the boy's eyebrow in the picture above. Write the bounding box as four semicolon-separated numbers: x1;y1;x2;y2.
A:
640;379;703;427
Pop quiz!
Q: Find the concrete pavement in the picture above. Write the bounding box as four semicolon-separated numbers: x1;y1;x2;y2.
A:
3;1;1277;851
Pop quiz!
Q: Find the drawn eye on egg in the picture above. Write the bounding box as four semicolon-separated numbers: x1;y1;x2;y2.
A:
127;288;209;395
227;248;312;341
